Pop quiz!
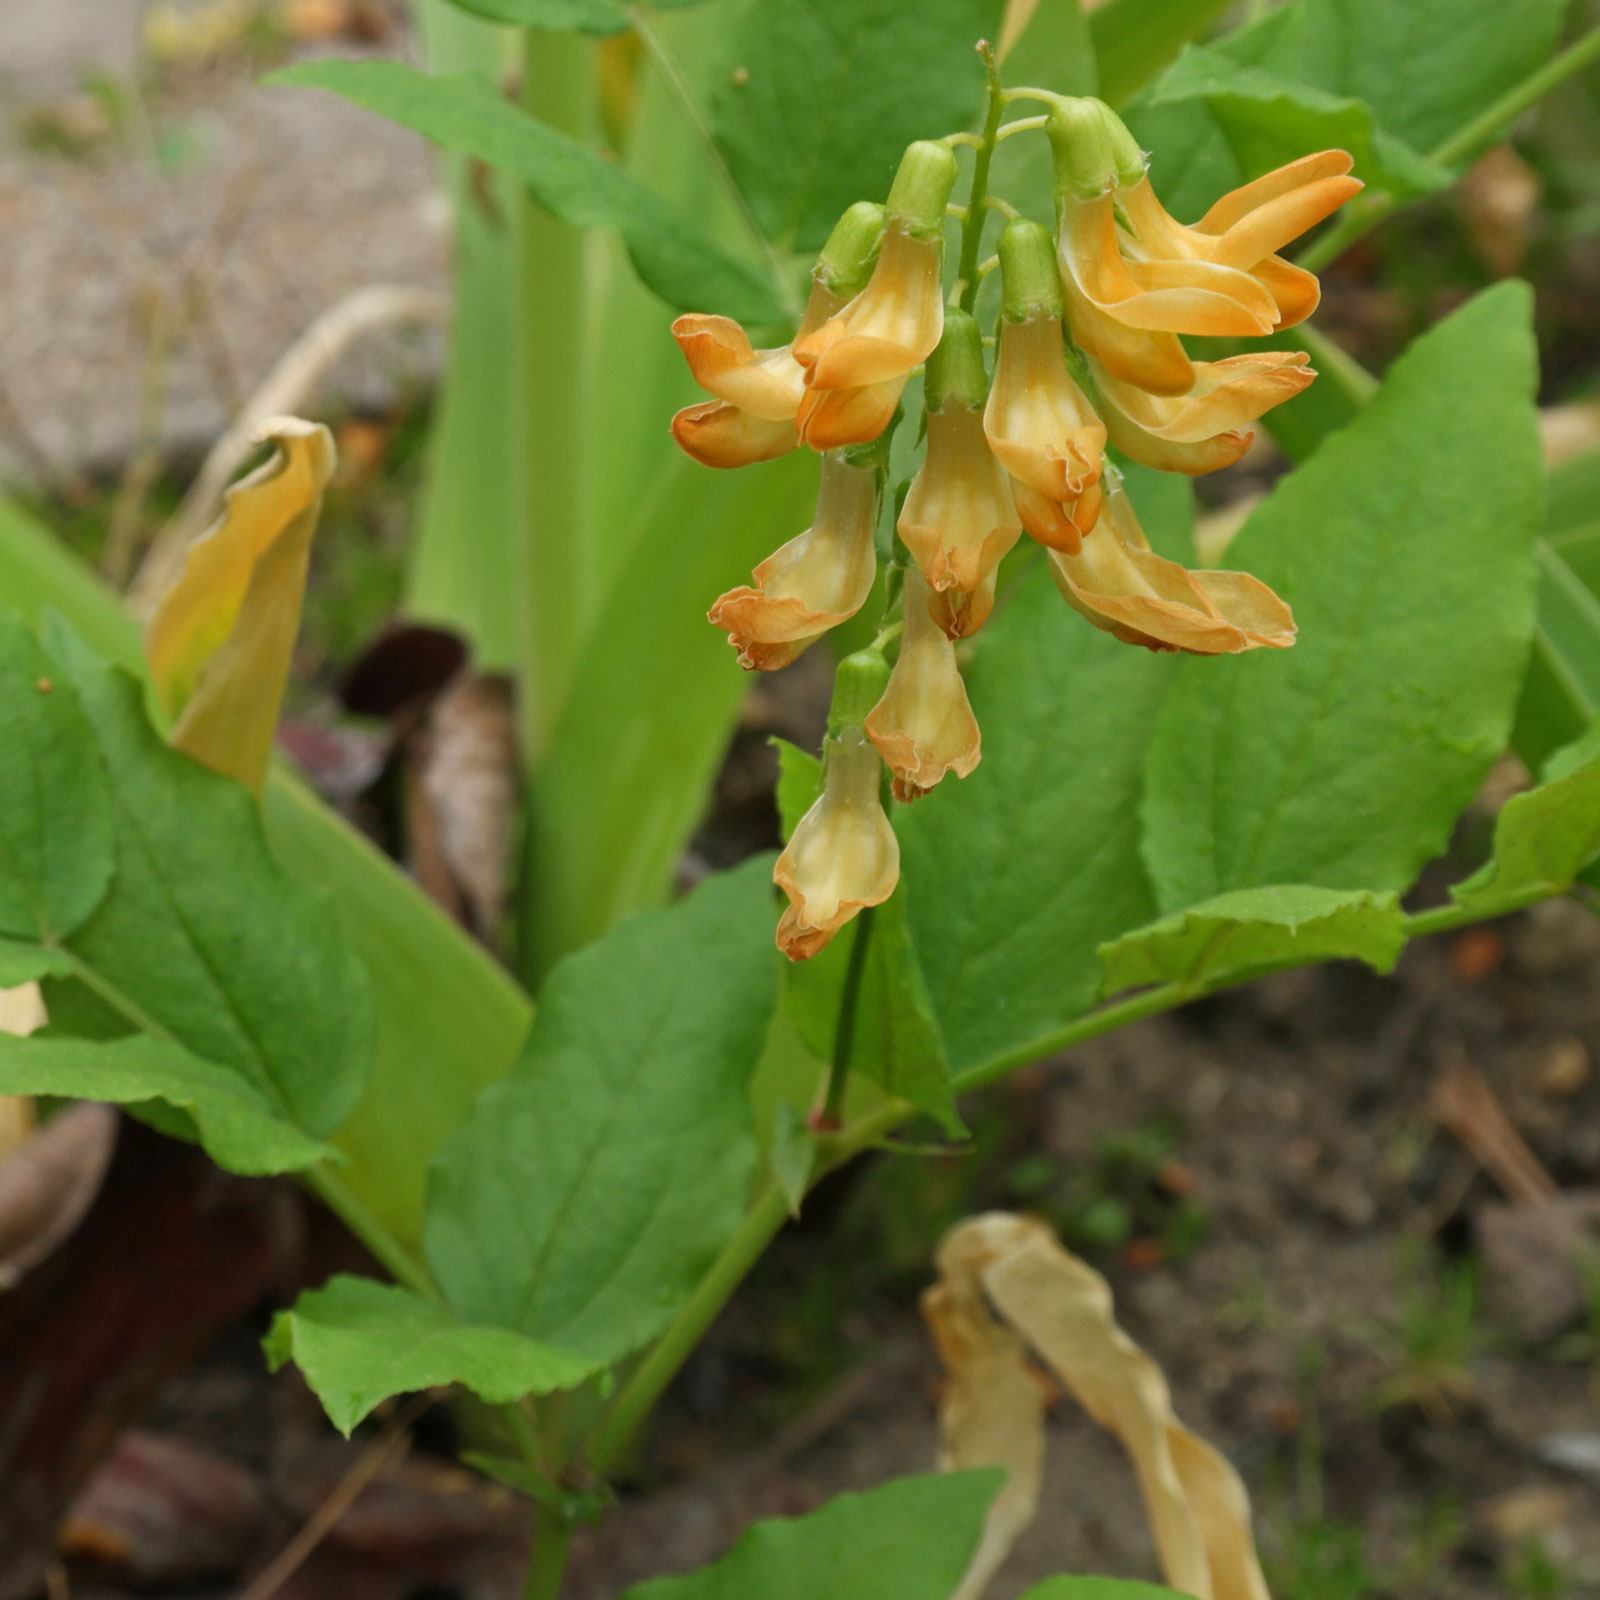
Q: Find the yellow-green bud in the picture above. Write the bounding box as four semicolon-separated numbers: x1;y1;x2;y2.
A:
886;140;959;239
828;649;892;735
998;220;1063;322
1048;96;1147;201
815;201;886;299
923;309;988;413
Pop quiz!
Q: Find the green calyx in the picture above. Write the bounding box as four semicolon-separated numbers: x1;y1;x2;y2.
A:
886;140;959;238
816;202;886;299
828;649;892;735
998;220;1063;322
924;309;987;412
1048;96;1147;200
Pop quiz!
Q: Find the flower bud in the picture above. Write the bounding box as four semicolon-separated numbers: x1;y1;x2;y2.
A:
774;725;899;960
886;140;959;239
899;314;1021;596
814;202;887;300
707;456;878;670
865;565;981;801
1047;97;1147;203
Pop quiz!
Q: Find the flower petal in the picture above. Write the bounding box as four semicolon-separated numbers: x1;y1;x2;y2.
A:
1092;351;1315;443
1063;282;1194;395
900;406;1023;594
671;401;798;469
797;375;907;451
1207;173;1365;270
1196;150;1356;235
984;314;1105;502
1249;254;1322;328
671;314;807;421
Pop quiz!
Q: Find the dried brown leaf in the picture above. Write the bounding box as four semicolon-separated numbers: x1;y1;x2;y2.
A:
0;1102;118;1288
926;1213;1268;1600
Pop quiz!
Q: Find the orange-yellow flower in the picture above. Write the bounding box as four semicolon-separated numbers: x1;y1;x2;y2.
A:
670;203;885;468
984;220;1105;555
1048;472;1295;655
793;142;956;448
1048;98;1359;395
776;723;899;960
1091;350;1316;476
928;567;997;641
865;565;981;801
899;310;1021;599
707;456;878;671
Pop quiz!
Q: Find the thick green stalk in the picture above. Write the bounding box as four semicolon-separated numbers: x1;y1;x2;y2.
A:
517;29;593;761
1297;23;1600;274
956;46;1006;312
523;1511;574;1600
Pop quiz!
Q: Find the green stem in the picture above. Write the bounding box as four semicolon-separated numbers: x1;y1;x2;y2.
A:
1296;23;1600;274
820;907;875;1128
1296;318;1377;407
589;1180;791;1474
523;1509;574;1600
957;45;1006;314
624;6;799;317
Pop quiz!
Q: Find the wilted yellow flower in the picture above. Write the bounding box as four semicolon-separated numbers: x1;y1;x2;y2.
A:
865;565;981;801
1048;471;1294;655
899;310;1021;599
145;416;335;794
707;455;878;671
984;220;1105;554
776;711;899;961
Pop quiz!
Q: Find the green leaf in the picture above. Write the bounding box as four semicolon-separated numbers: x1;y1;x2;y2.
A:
0;939;74;986
1450;736;1600;915
524;452;818;974
1144;47;1449;201
1141;284;1542;911
1018;1580;1188;1600
768;1101;815;1215
424;858;777;1363
1089;0;1232;107
407;3;523;670
0;492;531;1244
773;737;823;841
1512;536;1600;773
43;619;377;1142
0;609;116;945
440;0;628;30
785;891;962;1135
269;61;783;324
898;560;1175;1077
1099;885;1407;994
707;0;1006;252
1128;0;1567;219
0;1034;332;1174
618;1471;1004;1600
263;1275;599;1435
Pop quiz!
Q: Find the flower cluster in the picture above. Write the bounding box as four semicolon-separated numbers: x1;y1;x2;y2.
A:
668;98;1360;960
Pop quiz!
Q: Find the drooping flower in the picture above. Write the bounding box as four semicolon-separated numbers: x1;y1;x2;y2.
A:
776;654;899;960
1091;350;1316;475
865;564;981;801
670;202;885;469
899;310;1022;600
928;567;997;641
1048;470;1295;655
984;219;1106;555
793;141;957;448
707;454;878;671
1048;97;1359;396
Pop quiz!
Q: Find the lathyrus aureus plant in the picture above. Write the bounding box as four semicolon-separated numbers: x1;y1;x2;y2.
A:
3;2;1598;1597
678;89;1359;960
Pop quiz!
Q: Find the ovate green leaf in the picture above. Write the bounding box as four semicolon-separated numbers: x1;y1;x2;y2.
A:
708;0;1006;252
269;61;784;323
264;1275;599;1435
1099;885;1407;995
1018;1580;1188;1600
0;609;115;944
1450;732;1600;916
424;858;777;1363
898;561;1176;1077
1090;0;1232;107
1141;284;1542;911
0;940;74;986
43;620;377;1142
619;1472;1003;1600
0;1035;332;1174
